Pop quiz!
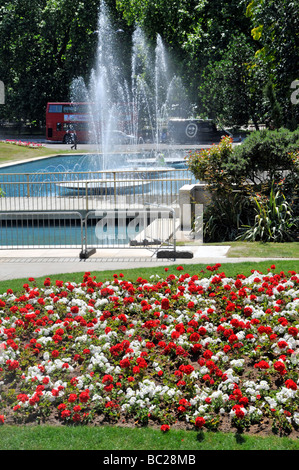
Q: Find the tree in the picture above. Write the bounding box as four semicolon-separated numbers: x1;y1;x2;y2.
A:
116;0;256;115
0;0;101;124
187;130;299;242
246;0;299;128
198;34;263;128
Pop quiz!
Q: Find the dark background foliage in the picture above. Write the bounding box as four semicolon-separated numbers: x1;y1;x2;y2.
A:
0;0;298;129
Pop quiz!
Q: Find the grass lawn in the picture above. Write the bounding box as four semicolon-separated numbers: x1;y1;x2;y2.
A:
178;241;299;259
0;259;299;295
0;260;299;451
226;242;299;259
0;424;298;451
0;141;84;165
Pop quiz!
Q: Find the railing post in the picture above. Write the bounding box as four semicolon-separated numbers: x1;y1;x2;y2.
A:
85;182;88;212
26;174;30;198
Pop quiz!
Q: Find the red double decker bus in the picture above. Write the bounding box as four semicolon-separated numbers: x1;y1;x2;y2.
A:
46;102;92;143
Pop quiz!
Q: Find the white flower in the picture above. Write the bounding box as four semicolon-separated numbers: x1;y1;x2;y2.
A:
293;413;299;425
265;396;277;408
230;359;245;368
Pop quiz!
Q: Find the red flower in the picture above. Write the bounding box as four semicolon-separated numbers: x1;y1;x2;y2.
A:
285;379;297;390
102;374;113;384
68;393;78;403
72;413;81;422
61;410;71;419
161;298;170;310
190;332;200;342
160;424;170;432
288;327;298;337
120;358;131;368
235;408;245;419
79;390;90;403
195;416;205;428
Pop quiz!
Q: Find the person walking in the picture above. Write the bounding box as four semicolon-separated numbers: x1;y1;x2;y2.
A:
70;127;77;150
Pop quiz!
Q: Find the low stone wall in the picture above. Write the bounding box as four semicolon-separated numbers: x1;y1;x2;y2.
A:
179;183;211;241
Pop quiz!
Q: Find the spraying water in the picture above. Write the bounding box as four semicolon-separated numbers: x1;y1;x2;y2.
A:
71;1;190;170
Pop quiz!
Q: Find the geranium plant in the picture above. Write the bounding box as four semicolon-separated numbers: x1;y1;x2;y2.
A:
0;265;298;437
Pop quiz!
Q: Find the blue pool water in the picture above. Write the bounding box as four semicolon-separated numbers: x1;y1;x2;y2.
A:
0;219;143;247
0;152;190;197
0;151;188;175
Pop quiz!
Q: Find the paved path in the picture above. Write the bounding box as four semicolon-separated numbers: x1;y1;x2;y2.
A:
0;245;297;281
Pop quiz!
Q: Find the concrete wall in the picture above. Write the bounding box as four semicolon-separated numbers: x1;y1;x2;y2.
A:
179;183;211;242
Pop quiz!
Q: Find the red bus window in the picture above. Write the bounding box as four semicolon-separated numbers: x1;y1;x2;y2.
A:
48;104;63;113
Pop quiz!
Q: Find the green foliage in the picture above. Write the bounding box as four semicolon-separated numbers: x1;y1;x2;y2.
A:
199;34;263;129
0;0;101;122
187;135;239;192
116;0;201;46
263;81;283;129
203;192;253;243
0;0;298;129
187;136;254;242
227;128;299;186
238;185;298;242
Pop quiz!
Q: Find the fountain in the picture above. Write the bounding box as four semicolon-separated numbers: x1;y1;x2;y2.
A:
70;1;191;175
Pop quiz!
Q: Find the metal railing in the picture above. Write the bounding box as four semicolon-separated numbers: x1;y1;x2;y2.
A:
0;168;194;212
0;168;192;256
0;207;178;258
0;211;84;250
80;206;177;257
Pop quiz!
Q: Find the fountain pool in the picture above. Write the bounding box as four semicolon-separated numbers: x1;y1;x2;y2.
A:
0;150;192;198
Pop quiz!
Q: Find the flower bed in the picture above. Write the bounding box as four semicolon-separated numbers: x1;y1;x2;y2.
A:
1;139;44;148
0;264;298;437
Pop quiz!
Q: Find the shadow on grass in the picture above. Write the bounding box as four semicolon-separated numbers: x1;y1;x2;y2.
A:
235;432;246;445
196;430;205;442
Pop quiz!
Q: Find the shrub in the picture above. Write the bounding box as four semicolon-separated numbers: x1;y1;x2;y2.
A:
187;130;299;242
187;136;240;194
238;184;298;242
203;192;253;243
226;128;299;187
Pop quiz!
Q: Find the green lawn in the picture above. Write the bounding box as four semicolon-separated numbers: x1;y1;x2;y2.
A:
0;141;84;165
178;241;299;259
0;259;299;295
0;424;298;451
